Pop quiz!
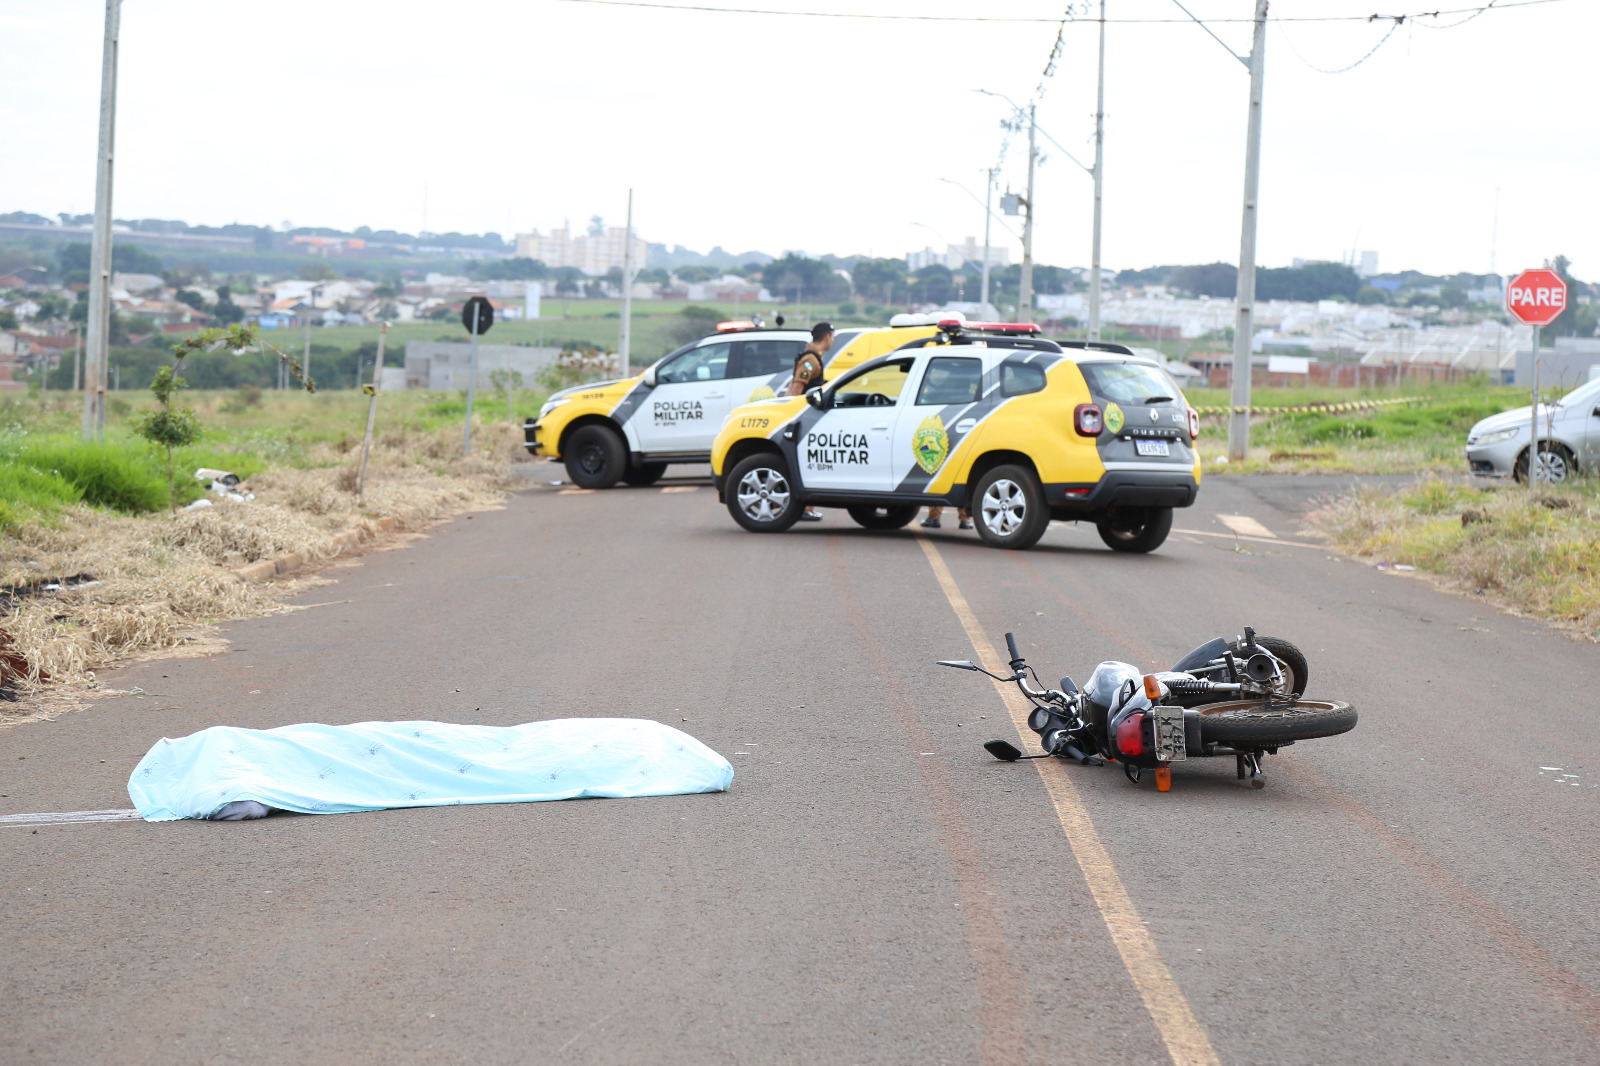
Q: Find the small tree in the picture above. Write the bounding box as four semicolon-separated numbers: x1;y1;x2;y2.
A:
131;324;258;513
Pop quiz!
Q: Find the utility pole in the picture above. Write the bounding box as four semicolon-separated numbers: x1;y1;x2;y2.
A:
618;189;634;381
1018;104;1037;324
1088;0;1107;341
981;166;997;314
82;0;121;440
1227;0;1269;463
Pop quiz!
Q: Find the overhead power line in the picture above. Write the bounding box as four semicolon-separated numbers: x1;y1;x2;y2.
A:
550;0;1566;25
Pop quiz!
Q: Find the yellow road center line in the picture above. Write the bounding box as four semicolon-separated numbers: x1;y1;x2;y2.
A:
917;536;1222;1066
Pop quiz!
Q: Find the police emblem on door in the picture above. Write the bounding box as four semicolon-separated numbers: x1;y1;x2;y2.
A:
747;385;775;402
914;414;949;474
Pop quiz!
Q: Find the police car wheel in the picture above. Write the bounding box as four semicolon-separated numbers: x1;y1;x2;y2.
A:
1097;506;1173;553
846;504;919;530
565;424;626;489
972;465;1050;550
726;453;802;533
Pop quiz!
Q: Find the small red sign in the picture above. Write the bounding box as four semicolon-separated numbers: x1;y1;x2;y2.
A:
1506;268;1568;326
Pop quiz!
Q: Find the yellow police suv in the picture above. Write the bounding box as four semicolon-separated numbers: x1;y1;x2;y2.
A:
710;320;1202;551
524;320;939;488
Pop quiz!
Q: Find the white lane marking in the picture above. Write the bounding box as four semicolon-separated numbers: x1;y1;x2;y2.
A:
557;488;596;496
1217;514;1276;538
660;486;699;494
0;809;144;827
1173;528;1321;550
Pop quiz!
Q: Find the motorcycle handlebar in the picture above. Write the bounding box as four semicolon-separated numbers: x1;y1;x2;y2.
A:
1005;632;1021;663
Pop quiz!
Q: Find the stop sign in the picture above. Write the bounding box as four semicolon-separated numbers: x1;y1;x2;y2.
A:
1506;268;1568;326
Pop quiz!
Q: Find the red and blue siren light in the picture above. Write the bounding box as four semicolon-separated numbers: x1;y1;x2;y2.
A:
938;319;1041;335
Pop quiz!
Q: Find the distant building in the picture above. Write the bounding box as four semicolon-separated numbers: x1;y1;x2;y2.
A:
907;238;1008;273
515;227;648;277
1358;251;1379;278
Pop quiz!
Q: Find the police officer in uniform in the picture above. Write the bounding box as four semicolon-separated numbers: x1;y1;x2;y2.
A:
788;322;834;521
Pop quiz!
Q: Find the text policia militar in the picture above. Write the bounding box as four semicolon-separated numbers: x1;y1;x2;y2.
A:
806;431;870;471
653;399;704;424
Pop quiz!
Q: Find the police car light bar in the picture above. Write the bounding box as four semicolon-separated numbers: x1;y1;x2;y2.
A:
938;319;1041;335
716;320;755;332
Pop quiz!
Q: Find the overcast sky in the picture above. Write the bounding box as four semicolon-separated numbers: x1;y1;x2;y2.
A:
1;0;1593;278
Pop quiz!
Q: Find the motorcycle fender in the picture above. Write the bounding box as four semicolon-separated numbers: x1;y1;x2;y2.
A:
1171;637;1229;674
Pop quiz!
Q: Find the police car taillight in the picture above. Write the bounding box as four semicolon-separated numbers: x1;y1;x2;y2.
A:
1074;404;1103;436
1187;407;1199;439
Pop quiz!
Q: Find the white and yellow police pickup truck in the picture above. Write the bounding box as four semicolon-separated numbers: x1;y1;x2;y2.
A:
709;321;1202;551
523;321;943;488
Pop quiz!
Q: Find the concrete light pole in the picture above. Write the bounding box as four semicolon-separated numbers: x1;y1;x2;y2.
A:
1088;0;1107;341
1172;0;1269;460
1018;104;1037;324
618;189;634;381
1228;1;1269;462
82;0;121;440
981;166;997;314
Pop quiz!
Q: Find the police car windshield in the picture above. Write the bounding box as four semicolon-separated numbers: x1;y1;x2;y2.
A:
1079;362;1178;405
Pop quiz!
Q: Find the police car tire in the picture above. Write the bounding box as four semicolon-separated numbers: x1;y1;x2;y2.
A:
725;453;802;533
1097;506;1173;553
565;424;626;489
622;463;667;487
846;504;919;530
1194;698;1357;747
971;465;1050;550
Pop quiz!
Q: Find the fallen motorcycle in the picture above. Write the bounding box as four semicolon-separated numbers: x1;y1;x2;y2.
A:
939;628;1356;791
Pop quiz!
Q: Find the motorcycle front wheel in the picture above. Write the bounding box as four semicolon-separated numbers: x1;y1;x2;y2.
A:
1195;698;1356;747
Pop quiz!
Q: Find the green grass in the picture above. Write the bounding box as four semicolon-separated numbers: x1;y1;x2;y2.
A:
1314;476;1600;639
0;438;172;514
0;462;82;532
1181;381;1529;474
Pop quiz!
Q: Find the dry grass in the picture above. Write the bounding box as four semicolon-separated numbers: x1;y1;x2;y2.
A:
1310;477;1600;640
1;421;525;709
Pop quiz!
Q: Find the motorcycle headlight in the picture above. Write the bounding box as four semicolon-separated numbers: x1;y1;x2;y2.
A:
1473;427;1520;446
538;397;573;420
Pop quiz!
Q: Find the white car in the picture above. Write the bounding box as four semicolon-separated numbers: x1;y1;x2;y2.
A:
1465;376;1600;483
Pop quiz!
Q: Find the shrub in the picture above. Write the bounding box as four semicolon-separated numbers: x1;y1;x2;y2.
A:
838;302;858;315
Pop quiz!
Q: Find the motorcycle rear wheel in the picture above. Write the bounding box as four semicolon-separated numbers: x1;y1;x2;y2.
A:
1195;698;1356;747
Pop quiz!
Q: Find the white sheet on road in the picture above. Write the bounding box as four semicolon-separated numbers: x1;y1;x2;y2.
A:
127;718;734;821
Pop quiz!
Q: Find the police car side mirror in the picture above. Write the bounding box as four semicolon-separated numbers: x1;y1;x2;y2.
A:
1591;405;1600;419
805;388;829;410
641;365;657;387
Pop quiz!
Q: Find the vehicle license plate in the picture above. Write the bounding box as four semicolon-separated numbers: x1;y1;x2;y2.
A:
1151;705;1187;761
1134;440;1171;457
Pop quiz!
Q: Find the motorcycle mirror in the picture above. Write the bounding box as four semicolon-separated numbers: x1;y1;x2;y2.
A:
937;660;979;671
1059;676;1078;695
983;740;1023;762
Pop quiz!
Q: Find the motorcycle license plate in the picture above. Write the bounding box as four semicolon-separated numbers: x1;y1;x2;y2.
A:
1135;440;1171;457
1151;705;1186;761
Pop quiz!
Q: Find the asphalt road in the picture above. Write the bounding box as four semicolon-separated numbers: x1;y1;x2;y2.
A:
3;469;1598;1065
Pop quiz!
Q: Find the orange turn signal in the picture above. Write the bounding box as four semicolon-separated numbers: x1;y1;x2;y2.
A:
1155;766;1172;792
1143;674;1163;700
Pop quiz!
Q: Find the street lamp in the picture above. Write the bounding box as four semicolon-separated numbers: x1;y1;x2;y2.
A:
938;174;1014;315
976;85;1101;331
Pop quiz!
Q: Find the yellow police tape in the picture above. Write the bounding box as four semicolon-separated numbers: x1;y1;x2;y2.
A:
1193;396;1427;416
